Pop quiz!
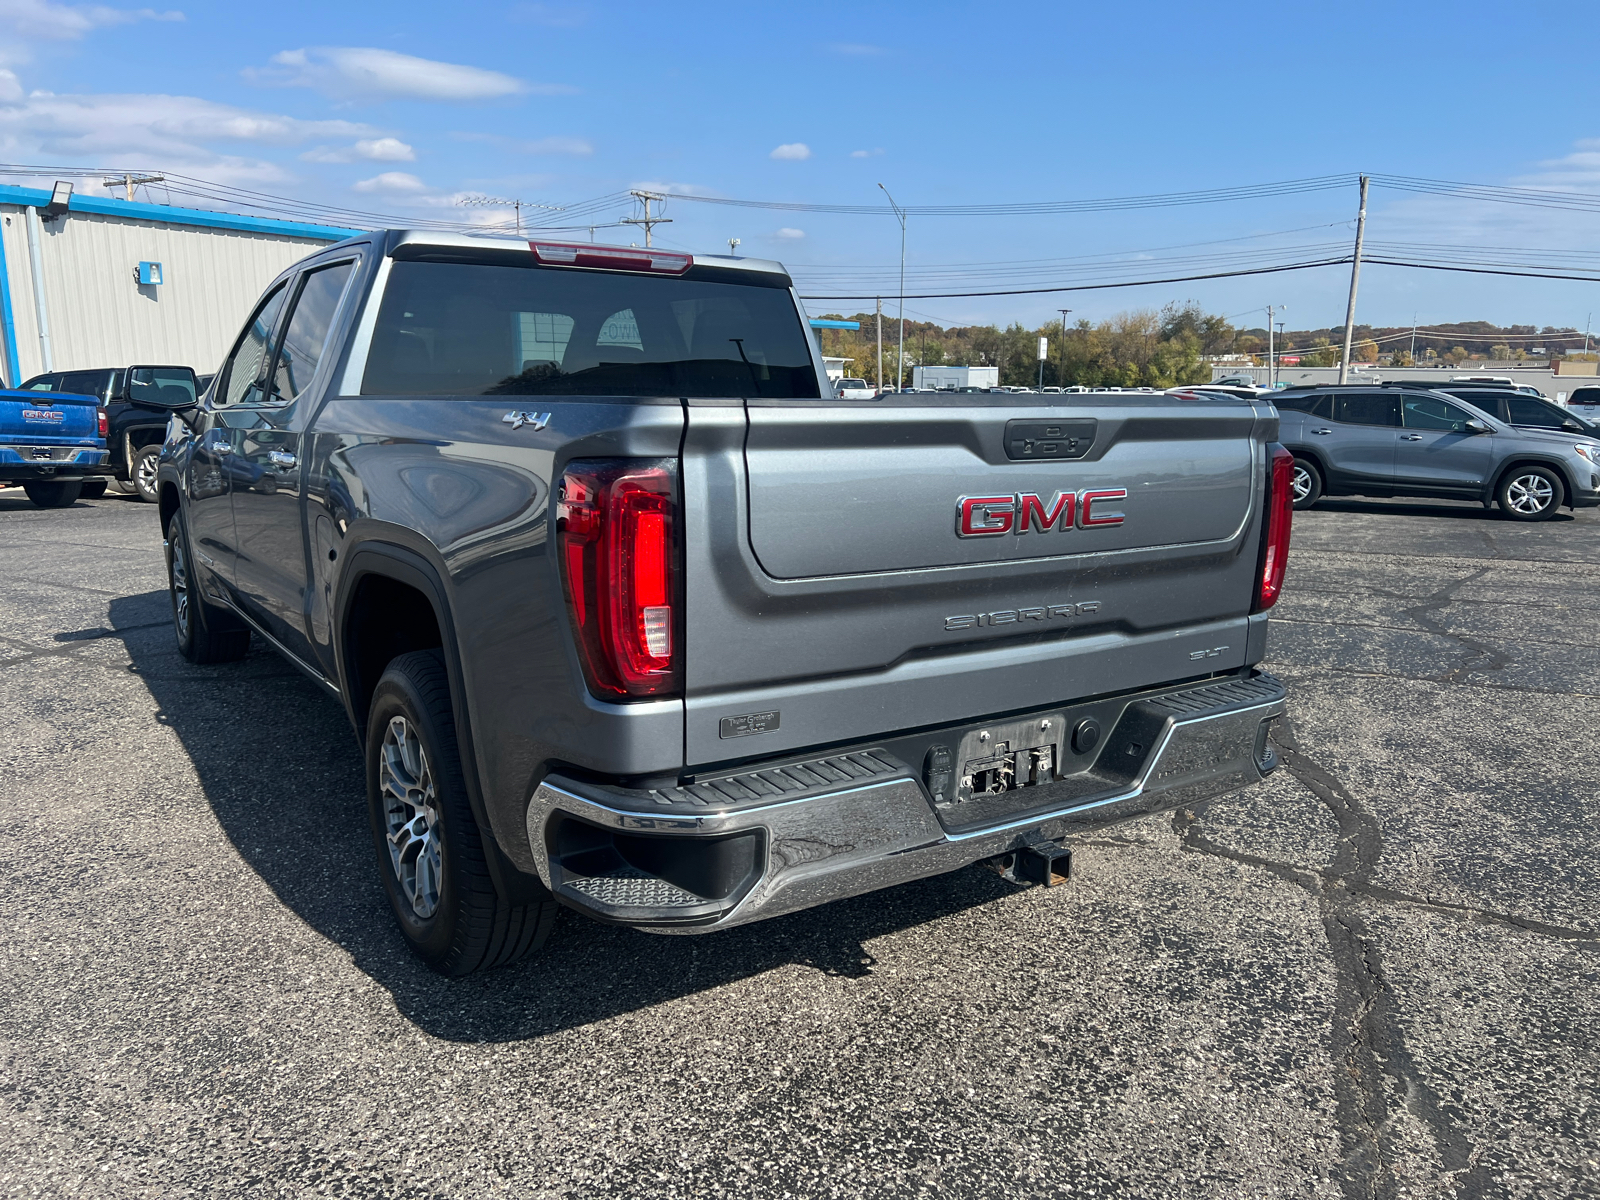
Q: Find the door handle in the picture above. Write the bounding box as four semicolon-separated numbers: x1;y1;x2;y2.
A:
267;450;297;469
1311;428;1332;435
1401;434;1424;441
209;439;232;455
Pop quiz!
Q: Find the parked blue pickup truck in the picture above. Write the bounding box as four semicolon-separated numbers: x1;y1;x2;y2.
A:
0;387;109;507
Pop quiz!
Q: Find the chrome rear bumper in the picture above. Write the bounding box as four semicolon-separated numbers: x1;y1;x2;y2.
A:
526;671;1286;931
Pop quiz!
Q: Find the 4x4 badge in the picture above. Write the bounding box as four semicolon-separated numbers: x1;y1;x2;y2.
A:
502;410;551;431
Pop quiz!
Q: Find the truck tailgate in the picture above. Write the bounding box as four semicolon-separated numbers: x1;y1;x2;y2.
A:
0;390;100;447
681;395;1275;766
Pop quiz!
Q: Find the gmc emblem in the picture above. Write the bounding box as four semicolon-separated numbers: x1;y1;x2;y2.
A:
956;489;1127;537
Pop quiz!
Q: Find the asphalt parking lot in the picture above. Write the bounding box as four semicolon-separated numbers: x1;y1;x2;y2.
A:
2;489;1597;1199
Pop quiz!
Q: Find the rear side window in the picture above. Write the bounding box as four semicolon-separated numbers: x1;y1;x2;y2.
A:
23;374;60;391
1401;395;1474;431
59;370;110;399
1272;392;1321;412
1506;397;1567;429
361;261;820;398
267;261;355;404
1332;394;1400;426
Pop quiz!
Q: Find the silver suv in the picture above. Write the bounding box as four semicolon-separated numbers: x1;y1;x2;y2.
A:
1275;385;1600;521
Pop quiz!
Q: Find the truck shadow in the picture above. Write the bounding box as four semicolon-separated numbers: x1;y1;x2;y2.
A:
109;590;1019;1043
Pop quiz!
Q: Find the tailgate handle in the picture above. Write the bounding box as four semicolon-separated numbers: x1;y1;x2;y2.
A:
1003;418;1097;461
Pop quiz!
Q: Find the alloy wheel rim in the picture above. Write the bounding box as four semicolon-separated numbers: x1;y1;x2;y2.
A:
1507;474;1554;514
380;715;442;919
170;537;190;639
1291;466;1312;503
136;454;158;494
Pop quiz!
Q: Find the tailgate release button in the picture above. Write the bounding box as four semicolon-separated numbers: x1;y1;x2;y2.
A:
1004;418;1097;461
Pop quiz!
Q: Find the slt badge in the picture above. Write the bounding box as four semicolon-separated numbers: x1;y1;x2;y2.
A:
502;411;551;431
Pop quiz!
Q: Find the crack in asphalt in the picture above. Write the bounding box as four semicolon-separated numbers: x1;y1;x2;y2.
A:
1392;569;1515;685
1171;714;1501;1200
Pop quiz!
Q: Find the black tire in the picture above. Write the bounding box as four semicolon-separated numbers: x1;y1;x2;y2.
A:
1497;465;1564;522
130;444;161;502
366;650;557;976
1290;457;1323;509
22;480;82;508
109;477;138;495
79;479;108;500
165;509;251;663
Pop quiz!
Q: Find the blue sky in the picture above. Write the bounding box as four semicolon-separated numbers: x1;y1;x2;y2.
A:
1;0;1597;334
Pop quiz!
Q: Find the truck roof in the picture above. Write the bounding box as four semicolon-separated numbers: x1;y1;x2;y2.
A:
367;229;792;281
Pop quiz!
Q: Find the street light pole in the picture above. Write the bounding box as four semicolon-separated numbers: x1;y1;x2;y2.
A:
879;183;906;390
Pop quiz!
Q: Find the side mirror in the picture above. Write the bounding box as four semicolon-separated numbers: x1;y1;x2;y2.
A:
1564;420;1585;432
1464;419;1489;433
125;364;200;409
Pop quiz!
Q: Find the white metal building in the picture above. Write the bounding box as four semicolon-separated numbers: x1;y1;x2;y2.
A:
912;365;999;390
0;183;358;387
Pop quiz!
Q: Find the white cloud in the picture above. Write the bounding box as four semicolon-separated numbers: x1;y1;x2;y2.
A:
850;147;883;158
0;1;182;43
0;68;21;102
302;135;415;163
630;179;707;196
250;47;565;102
353;170;425;193
775;227;805;239
770;142;810;161
0;88;371;174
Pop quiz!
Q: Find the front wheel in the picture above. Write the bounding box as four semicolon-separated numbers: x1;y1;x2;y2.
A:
130;444;161;502
165;509;251;663
367;650;557;976
1290;457;1323;509
1497;466;1564;521
22;480;82;508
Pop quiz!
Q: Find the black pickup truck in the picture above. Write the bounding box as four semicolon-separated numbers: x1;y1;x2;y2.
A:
20;366;202;501
157;231;1294;976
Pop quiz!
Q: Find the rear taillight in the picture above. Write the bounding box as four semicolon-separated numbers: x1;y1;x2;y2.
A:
1255;444;1294;611
97;408;108;437
530;241;692;275
557;459;680;699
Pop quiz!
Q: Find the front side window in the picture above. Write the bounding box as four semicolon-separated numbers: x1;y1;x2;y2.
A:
1332;394;1400;427
1401;395;1473;431
219;284;289;408
267;262;356;404
361;260;819;398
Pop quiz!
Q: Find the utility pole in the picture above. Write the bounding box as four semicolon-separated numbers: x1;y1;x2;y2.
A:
1058;309;1072;388
1411;312;1418;365
623;191;672;247
879;183;906;390
102;173;164;202
1337;174;1370;385
1585;312;1593;357
876;297;883;393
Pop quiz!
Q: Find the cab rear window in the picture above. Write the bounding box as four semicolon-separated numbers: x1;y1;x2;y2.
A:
361;260;820;398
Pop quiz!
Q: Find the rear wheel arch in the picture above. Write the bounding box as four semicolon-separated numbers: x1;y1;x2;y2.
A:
334;540;541;904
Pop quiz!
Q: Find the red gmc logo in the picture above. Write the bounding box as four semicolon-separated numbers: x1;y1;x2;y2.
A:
956;489;1127;537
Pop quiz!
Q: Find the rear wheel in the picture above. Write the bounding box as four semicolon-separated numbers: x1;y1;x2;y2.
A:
23;480;81;508
1290;457;1323;509
367;650;557;976
165;509;251;663
78;479;108;499
1497;466;1563;521
130;444;161;502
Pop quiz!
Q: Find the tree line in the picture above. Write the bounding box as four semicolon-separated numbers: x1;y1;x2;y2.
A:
813;307;1590;387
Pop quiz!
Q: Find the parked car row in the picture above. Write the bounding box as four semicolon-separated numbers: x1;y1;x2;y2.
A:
0;365;202;507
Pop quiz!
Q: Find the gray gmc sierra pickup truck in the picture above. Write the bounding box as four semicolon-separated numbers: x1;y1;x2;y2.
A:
157;232;1293;976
